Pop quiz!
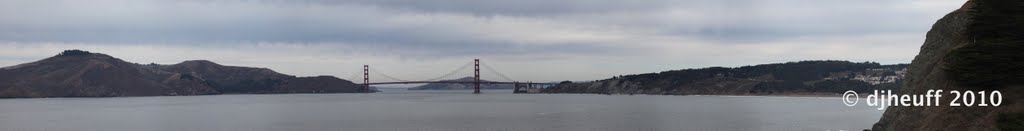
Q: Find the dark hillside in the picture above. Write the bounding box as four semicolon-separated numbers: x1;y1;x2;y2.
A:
544;60;908;95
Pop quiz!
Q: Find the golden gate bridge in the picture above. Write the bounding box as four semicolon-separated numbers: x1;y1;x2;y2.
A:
349;59;555;94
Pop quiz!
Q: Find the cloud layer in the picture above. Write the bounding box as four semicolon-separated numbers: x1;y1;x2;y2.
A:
0;0;966;82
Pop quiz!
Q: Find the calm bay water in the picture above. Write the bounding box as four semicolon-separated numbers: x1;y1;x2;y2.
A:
0;89;882;131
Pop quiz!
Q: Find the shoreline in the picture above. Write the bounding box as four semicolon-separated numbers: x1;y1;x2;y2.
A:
540;92;848;98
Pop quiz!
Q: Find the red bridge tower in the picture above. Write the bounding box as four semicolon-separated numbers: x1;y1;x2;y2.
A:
363;65;369;93
474;59;481;94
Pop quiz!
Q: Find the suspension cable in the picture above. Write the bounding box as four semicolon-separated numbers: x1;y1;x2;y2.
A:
363;61;475;82
359;60;518;83
368;67;412;82
421;61;474;81
346;68;362;81
479;61;517;82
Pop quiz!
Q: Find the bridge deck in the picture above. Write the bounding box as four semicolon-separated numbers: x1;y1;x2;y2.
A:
367;81;557;85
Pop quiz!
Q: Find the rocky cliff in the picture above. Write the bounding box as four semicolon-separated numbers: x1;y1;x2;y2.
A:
543;60;908;95
872;0;1024;130
0;50;362;98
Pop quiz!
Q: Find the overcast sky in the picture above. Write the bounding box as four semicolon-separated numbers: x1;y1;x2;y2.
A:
0;0;966;82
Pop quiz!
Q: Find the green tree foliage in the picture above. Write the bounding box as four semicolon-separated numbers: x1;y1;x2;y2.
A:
56;49;93;56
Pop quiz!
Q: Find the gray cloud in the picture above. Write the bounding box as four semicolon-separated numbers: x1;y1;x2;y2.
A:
0;0;967;81
252;0;677;16
0;0;636;57
0;0;959;45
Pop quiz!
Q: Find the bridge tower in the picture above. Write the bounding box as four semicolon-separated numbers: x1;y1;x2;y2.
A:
363;65;369;93
474;59;481;94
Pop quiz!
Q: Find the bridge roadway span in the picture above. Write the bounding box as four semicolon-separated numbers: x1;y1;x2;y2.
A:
366;81;556;85
360;59;555;93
